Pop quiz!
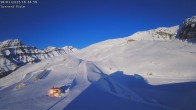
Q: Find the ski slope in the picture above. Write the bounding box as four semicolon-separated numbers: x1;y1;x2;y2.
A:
0;55;167;110
0;38;196;110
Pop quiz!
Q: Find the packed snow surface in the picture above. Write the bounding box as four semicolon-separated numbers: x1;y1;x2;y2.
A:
0;39;196;110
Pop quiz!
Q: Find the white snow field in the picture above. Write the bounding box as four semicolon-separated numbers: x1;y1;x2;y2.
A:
0;37;196;110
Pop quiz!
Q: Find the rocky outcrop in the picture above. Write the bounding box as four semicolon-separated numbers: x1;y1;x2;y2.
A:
179;16;196;40
0;39;77;78
128;26;179;41
128;16;196;42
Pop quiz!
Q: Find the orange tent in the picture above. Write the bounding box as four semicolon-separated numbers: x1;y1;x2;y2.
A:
49;87;61;97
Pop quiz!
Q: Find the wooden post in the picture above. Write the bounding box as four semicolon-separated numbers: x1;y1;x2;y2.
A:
18;84;22;89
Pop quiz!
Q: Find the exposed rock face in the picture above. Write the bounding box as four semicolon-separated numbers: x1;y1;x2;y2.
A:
127;26;179;41
0;39;77;78
179;16;196;40
127;16;196;42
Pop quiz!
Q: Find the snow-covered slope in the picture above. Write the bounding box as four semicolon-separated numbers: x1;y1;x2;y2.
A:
0;39;196;110
0;55;186;110
0;16;196;110
0;39;77;78
76;39;196;81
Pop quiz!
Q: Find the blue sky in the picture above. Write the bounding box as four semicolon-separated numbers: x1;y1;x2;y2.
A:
0;0;196;49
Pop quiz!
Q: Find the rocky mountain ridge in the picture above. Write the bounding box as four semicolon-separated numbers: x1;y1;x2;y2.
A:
0;39;77;78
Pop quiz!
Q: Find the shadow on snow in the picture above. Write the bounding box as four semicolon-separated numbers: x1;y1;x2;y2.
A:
63;71;196;110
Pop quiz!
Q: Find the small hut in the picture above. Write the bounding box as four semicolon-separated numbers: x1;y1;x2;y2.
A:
49;87;61;97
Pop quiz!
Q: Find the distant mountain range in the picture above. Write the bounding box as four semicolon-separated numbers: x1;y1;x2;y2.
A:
0;39;77;78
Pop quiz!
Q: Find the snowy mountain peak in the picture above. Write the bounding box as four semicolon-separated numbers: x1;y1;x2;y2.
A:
0;39;24;49
44;46;78;53
63;46;78;51
0;39;78;78
179;16;196;40
183;16;196;26
126;16;195;41
128;26;179;41
44;46;58;52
